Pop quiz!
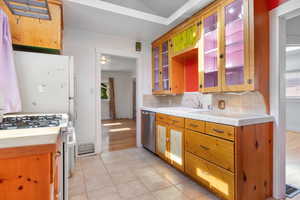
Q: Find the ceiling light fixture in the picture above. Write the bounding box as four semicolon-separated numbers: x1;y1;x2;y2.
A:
100;56;108;64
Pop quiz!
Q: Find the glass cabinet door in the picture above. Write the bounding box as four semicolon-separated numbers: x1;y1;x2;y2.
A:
202;12;219;91
161;41;170;91
153;46;160;91
224;0;245;88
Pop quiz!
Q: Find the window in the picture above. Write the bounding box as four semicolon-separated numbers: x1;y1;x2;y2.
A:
101;82;109;100
286;72;300;98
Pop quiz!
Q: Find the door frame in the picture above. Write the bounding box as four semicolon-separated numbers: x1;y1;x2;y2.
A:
270;1;300;198
94;48;142;154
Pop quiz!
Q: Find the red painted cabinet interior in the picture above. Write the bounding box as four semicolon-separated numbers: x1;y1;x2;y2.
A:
268;0;287;10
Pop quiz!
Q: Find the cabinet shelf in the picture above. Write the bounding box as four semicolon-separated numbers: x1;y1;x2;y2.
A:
204;29;217;41
204;48;217;54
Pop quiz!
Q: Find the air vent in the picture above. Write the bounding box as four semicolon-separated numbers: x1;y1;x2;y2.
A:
286;184;300;199
77;143;96;156
4;0;51;20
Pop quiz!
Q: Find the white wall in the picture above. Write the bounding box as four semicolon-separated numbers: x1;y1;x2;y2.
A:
63;28;152;146
101;71;135;119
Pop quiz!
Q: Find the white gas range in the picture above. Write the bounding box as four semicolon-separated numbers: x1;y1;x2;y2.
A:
0;113;76;200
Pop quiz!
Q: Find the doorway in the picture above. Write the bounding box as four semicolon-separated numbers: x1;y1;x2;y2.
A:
270;1;300;199
99;54;138;152
285;16;300;198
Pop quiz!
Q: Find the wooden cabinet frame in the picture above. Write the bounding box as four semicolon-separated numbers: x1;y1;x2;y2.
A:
199;7;223;93
152;0;270;111
220;0;251;92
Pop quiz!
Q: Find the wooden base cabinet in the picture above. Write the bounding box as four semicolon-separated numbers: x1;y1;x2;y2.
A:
156;121;169;162
155;113;273;200
156;115;185;172
185;151;235;200
0;139;62;200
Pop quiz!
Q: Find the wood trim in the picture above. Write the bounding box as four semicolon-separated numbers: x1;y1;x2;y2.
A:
0;144;56;159
252;0;270;113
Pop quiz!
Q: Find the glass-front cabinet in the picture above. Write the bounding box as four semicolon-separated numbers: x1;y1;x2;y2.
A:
222;0;248;91
200;10;221;92
200;0;248;92
152;46;161;92
162;41;170;91
152;39;171;94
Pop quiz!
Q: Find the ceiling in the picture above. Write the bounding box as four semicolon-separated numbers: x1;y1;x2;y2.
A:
63;0;215;41
100;0;188;18
100;54;137;72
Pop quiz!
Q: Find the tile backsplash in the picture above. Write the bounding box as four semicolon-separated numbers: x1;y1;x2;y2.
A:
143;91;267;115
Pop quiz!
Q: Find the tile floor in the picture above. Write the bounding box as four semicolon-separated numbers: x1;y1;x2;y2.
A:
69;147;300;200
69;147;221;200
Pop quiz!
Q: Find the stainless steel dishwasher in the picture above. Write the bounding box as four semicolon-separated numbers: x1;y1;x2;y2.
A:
141;110;156;153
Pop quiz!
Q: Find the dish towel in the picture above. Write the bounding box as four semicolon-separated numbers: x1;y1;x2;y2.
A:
0;9;21;113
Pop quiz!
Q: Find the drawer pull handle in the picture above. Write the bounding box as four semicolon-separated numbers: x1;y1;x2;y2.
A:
213;129;224;134
190;124;198;128
200;145;210;151
172;120;179;123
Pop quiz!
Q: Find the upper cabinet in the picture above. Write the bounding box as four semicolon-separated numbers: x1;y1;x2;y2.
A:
200;9;221;92
152;36;185;95
172;22;199;57
222;0;248;91
0;0;62;50
152;0;270;106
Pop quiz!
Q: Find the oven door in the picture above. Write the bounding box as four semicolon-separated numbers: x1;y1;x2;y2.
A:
62;126;76;200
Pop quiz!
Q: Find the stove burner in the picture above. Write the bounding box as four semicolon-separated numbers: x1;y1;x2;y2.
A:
0;115;62;130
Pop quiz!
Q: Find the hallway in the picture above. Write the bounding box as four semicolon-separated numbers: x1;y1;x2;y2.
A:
286;131;300;189
101;119;136;152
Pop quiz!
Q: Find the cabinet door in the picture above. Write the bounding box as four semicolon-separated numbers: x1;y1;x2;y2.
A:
169;126;185;171
161;41;170;91
222;0;249;91
172;23;199;56
156;122;169;161
152;46;161;92
0;1;62;50
200;9;222;92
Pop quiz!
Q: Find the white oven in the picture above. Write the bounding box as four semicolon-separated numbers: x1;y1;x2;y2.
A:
60;124;76;200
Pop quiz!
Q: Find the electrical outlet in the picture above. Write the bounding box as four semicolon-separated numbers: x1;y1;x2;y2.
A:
218;100;226;110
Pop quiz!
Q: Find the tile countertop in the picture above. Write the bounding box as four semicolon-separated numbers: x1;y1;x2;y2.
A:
140;106;274;127
0;113;69;149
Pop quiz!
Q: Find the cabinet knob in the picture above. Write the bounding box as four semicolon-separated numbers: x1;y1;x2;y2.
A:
199;84;203;89
220;54;224;59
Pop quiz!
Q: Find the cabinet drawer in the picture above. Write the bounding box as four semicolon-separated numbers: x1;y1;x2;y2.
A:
185;130;234;172
185;119;205;133
156;113;169;123
185;152;235;200
205;122;235;141
168;116;185;128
